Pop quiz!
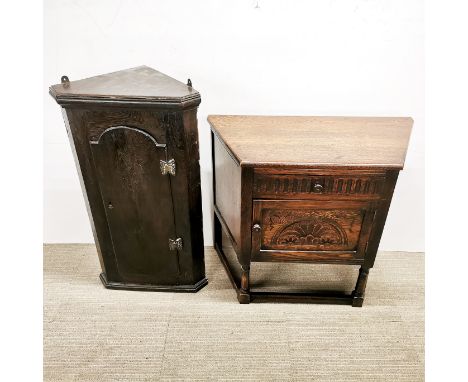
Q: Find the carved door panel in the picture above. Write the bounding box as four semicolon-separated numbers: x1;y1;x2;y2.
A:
251;200;376;264
90;126;180;284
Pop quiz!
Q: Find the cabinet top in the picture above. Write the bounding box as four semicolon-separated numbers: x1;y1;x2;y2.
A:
208;115;413;169
49;66;200;108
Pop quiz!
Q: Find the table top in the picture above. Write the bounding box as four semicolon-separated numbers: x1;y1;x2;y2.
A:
208;115;413;169
49;66;200;107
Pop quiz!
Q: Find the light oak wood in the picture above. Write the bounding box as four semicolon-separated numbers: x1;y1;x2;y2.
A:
208;115;412;169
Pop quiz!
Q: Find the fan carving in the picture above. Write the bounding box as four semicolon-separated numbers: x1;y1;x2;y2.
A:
271;218;348;246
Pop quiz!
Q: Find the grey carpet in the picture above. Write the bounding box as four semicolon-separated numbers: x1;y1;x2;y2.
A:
44;244;424;381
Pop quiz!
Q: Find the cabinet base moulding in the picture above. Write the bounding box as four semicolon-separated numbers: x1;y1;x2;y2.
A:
99;273;208;292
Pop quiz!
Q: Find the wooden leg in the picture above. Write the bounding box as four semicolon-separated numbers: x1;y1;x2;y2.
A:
238;266;251;304
213;211;222;249
352;267;370;307
213;211;251;304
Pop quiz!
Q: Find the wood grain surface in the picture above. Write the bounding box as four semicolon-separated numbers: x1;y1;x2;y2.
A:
50;66;200;107
210;115;410;304
259;207;364;252
208;115;412;168
213;133;242;246
52;67;206;290
90;126;179;284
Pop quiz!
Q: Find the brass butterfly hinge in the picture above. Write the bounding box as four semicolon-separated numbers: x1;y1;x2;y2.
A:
160;159;176;176
169;238;183;251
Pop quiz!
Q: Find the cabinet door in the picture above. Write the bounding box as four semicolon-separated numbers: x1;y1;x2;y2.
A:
251;200;376;264
90;126;180;284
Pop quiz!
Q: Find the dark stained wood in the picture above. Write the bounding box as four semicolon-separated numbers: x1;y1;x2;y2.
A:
250;291;353;305
252;199;370;253
214;205;239;255
239;166;254;265
238;166;254;303
90;125;178;284
212;235;354;304
253;171;386;200
352;267;370;307
209;115;412;305
208;115;412;169
50;66;200;109
213;133;242;247
51;67;207;291
99;273;207;292
177;108;206;283
62;107;121;282
213;221;243;301
252;250;363;264
363;170;400;269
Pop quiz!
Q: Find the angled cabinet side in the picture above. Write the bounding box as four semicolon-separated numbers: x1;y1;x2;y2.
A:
61;107;121;282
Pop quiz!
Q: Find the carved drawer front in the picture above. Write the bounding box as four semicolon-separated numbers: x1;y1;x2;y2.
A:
253;170;386;200
251;200;376;264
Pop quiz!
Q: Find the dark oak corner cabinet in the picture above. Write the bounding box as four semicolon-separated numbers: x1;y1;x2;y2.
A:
50;66;207;292
209;115;412;306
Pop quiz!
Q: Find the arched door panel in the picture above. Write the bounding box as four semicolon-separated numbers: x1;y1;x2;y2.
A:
90;126;179;284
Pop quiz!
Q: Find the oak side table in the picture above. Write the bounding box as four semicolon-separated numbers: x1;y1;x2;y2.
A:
50;66;207;292
209;115;412;305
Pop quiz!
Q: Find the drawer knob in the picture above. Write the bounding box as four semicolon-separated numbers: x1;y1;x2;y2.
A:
313;183;324;193
252;224;261;233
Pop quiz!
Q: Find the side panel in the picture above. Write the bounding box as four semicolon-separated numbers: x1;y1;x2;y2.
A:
213;133;242;248
363;170;400;268
62;107;124;281
165;109;205;284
